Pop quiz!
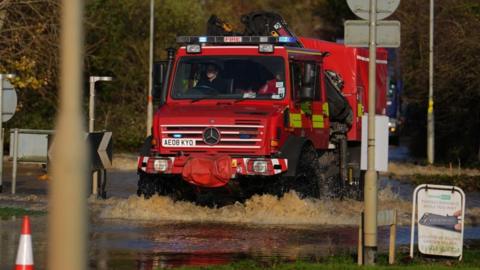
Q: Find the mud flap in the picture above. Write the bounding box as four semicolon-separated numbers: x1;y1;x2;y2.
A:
182;156;233;188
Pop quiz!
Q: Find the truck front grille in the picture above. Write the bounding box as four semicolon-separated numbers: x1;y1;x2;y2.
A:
161;124;264;149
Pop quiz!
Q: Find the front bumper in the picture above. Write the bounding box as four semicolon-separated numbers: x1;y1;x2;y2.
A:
138;155;288;177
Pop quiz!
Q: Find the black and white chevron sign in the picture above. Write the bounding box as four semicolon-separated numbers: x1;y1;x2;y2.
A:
48;131;112;170
88;131;112;170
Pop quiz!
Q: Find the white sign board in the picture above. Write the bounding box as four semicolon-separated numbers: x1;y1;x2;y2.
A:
2;80;18;122
410;184;465;259
347;0;400;20
345;20;401;48
9;133;49;162
360;114;389;172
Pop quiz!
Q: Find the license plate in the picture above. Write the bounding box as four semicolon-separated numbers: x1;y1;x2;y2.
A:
162;138;196;147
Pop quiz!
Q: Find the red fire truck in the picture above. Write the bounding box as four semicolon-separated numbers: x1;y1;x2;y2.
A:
137;13;387;202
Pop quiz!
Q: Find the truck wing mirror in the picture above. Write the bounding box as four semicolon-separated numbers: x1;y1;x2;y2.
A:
153;61;167;102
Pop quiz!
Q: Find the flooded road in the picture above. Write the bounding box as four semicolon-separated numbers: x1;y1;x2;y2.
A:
1;148;480;269
2;211;480;270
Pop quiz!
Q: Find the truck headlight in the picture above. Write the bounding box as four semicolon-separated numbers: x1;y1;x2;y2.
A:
153;159;169;172
252;160;268;173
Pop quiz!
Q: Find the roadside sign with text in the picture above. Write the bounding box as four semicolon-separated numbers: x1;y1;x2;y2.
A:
410;184;465;259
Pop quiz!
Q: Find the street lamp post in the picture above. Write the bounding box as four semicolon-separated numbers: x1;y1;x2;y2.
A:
427;0;435;164
147;0;155;136
89;76;113;133
0;73;16;192
89;75;112;197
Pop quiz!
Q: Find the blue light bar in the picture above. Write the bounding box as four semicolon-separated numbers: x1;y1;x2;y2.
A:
173;134;182;138
176;36;298;45
279;36;296;43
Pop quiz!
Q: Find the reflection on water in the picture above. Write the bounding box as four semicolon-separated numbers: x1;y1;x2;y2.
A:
89;220;359;270
1;185;480;269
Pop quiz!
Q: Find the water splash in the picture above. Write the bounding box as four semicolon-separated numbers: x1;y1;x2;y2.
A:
100;186;410;225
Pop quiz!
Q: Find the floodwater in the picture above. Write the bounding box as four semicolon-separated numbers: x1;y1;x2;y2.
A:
1;145;480;269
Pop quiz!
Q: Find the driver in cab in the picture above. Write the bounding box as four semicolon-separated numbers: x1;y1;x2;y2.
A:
195;64;228;93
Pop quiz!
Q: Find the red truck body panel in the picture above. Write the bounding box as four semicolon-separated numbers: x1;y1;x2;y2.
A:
299;37;388;141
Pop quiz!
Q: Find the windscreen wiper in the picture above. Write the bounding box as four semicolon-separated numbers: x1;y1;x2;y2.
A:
234;93;256;103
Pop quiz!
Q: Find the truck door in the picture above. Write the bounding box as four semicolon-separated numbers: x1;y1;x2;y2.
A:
289;60;329;149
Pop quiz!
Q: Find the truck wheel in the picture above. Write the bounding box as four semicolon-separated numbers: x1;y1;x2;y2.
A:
289;144;325;199
137;172;157;199
318;150;342;198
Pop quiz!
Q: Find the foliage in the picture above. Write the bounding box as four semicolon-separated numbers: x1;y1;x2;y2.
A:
410;174;480;192
0;0;479;161
394;0;480;164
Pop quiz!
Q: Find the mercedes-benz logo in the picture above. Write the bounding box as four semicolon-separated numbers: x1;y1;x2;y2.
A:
203;127;221;145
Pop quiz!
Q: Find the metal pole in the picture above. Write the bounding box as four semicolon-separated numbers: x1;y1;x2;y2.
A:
49;0;87;269
0;75;3;193
364;0;378;265
427;0;435;164
89;77;98;197
89;77;95;133
147;0;154;136
87;76;111;197
11;128;18;194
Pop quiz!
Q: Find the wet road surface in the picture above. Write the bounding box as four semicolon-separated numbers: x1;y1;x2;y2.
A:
1;147;480;269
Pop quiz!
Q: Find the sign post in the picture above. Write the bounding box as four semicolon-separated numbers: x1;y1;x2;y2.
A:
410;184;465;260
345;0;401;265
89;75;112;197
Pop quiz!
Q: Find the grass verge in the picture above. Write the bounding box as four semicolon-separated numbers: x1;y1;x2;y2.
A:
0;207;45;219
174;250;480;270
409;174;480;192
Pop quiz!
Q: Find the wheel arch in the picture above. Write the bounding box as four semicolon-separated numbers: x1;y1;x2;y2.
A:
279;135;314;177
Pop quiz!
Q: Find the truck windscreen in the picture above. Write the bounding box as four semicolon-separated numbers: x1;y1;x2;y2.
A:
171;56;286;100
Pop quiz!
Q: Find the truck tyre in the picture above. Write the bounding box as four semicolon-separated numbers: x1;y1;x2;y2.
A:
289;144;325;199
318;150;342;198
137;171;156;199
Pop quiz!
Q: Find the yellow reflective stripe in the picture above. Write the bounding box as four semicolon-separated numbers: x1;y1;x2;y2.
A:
289;113;302;128
312;114;324;128
358;104;364;117
322;103;329;117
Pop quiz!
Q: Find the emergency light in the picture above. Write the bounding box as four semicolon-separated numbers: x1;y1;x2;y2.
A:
258;44;274;53
186;44;201;54
177;36;297;45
